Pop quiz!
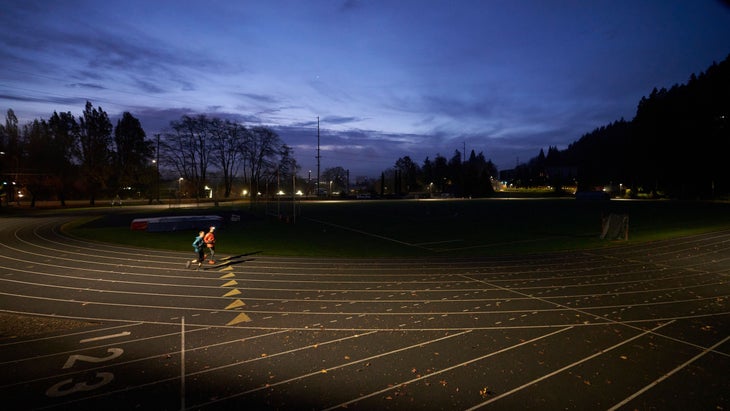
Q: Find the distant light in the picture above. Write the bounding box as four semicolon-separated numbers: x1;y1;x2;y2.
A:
296;190;303;195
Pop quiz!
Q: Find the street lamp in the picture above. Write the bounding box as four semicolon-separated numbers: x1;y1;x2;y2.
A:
154;134;160;203
152;159;159;203
178;177;183;198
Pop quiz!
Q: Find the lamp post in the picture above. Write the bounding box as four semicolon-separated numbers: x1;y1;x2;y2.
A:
0;151;4;207
155;134;160;203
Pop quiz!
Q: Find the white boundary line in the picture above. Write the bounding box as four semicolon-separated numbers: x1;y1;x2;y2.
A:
607;334;730;410
323;327;573;410
465;321;674;409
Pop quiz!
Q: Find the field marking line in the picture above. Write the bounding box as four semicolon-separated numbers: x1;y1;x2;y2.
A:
413;239;463;246
305;217;433;250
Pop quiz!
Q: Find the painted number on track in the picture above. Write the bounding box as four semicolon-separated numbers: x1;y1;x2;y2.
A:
45;332;130;398
62;348;124;369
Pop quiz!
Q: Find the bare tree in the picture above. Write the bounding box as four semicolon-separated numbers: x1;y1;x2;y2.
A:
209;118;248;198
321;166;347;195
161;115;213;200
243;126;283;202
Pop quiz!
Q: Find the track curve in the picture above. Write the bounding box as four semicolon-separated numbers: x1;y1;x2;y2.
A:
1;213;729;410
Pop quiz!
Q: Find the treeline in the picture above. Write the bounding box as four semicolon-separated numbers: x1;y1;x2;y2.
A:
374;55;729;200
375;151;498;198
0;102;296;206
316;149;498;198
513;54;730;199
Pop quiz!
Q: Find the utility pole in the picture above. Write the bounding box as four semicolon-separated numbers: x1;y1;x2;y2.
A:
155;133;160;203
316;116;320;198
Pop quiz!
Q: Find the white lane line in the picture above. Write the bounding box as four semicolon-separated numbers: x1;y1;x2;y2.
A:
607;334;730;411
80;331;131;344
1;329;290;390
0;321;141;348
465;321;674;410
194;330;472;409
323;327;572;411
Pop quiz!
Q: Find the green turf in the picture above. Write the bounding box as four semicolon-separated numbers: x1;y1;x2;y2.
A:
66;198;730;258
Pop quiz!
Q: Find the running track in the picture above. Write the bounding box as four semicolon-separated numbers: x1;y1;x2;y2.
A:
0;213;729;410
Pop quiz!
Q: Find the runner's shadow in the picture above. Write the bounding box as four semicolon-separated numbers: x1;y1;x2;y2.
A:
205;251;263;269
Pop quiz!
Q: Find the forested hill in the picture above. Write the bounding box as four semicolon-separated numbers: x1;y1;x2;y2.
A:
521;53;730;199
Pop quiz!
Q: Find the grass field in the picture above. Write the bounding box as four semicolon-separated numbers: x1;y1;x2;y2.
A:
65;198;730;258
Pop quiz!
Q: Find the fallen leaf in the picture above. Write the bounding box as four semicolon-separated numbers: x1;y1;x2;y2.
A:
479;387;495;398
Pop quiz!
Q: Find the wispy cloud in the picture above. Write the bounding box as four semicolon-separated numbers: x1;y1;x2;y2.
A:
2;0;729;176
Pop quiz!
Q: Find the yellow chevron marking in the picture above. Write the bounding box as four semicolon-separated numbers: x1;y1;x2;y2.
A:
220;266;233;271
227;312;252;325
223;289;241;297
220;272;235;279
221;280;238;287
225;299;246;310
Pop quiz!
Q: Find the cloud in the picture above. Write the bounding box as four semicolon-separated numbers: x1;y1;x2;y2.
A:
321;115;363;126
3;0;729;178
67;83;107;90
234;93;280;104
0;93;86;106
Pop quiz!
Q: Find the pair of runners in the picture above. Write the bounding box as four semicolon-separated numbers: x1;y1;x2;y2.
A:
186;226;216;269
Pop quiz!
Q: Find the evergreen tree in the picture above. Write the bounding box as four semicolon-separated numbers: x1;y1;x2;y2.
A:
78;101;113;205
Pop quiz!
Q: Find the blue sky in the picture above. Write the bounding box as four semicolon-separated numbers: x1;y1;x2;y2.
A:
1;0;729;177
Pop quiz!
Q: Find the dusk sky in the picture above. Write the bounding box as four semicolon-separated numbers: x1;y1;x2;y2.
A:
2;0;730;178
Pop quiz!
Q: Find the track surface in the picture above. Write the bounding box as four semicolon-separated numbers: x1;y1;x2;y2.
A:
1;213;729;410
